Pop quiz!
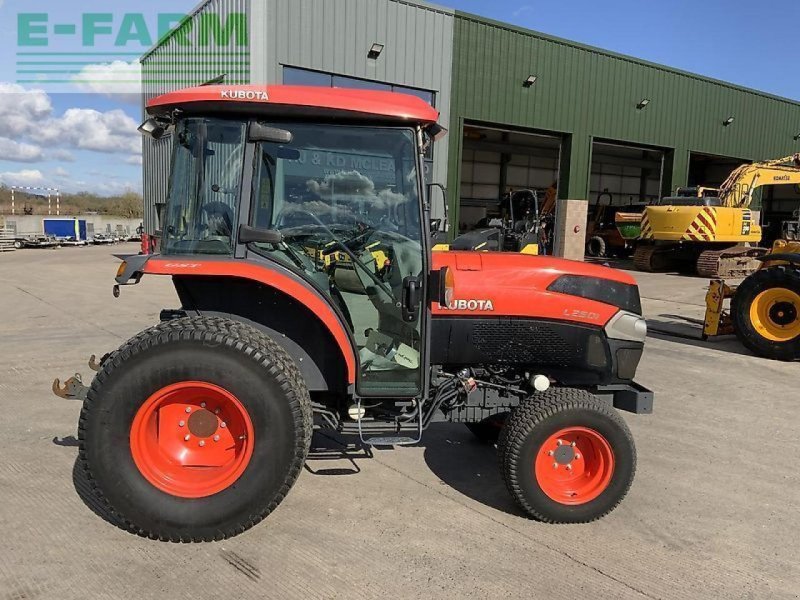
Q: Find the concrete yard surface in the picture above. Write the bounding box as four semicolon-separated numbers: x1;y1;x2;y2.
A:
0;245;798;599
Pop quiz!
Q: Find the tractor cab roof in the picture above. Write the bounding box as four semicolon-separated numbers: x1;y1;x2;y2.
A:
146;84;440;125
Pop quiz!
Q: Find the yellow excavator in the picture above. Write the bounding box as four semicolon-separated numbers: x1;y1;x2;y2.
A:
634;154;800;278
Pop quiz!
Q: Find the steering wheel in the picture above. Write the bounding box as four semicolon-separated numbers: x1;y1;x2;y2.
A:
321;225;375;257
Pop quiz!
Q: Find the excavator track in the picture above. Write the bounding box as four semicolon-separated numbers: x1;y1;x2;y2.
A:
633;244;685;272
696;246;769;279
633;245;657;272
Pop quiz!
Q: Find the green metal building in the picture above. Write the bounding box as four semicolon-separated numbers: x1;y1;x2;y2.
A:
141;0;800;248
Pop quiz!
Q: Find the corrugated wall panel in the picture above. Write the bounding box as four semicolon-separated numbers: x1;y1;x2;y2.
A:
140;0;250;232
249;0;454;188
449;13;800;203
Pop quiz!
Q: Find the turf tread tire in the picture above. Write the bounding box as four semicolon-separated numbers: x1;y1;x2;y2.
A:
498;388;636;523
78;316;313;542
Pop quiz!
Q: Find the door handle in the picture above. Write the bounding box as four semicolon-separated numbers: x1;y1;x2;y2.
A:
402;276;422;323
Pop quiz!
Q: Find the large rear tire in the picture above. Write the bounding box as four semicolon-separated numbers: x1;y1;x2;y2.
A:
79;316;312;541
498;388;636;523
732;265;800;361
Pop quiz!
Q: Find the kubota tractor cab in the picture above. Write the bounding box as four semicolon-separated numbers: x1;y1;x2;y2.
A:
69;85;653;542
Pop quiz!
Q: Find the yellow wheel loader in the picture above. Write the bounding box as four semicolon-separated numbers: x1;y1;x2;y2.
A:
635;155;800;278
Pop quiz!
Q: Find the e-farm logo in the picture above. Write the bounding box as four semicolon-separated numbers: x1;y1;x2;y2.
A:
15;11;250;90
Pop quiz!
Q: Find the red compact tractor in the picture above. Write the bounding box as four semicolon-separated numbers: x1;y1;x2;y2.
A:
62;85;653;541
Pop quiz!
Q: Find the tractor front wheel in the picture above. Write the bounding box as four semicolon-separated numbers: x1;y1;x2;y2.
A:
79;316;312;541
498;388;636;523
732;265;800;361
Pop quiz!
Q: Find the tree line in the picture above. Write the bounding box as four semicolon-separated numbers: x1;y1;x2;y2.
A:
0;185;143;218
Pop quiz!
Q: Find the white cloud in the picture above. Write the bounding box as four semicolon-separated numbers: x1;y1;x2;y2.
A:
0;137;44;163
49;149;76;163
71;61;142;104
53;167;70;178
0;83;142;157
30;107;142;154
0;84;52;137
0;169;45;187
512;5;534;18
125;155;143;166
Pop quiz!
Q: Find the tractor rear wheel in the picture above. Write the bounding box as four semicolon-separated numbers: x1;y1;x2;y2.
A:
732;265;800;360
498;388;636;523
79;316;312;541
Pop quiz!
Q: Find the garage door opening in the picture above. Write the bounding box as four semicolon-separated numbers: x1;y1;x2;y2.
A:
590;141;663;209
586;141;664;257
458;124;560;233
688;152;748;189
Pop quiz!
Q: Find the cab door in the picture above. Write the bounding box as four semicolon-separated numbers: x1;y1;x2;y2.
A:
244;122;429;398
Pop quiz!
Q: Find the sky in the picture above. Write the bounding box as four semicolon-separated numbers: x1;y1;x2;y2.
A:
0;0;798;197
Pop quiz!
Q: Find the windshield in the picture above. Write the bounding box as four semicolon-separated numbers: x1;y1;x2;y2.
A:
163;118;246;255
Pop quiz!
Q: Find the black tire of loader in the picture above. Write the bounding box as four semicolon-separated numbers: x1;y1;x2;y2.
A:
78;316;313;542
498;388;636;523
465;412;510;444
731;265;800;361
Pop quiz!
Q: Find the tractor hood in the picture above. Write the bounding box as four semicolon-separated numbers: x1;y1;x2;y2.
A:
431;251;641;327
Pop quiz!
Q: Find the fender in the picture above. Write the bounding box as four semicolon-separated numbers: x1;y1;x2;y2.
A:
136;257;357;383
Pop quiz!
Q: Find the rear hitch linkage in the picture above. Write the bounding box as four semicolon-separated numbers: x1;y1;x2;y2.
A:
52;354;108;401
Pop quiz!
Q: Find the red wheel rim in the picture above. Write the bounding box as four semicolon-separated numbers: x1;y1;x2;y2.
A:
534;427;614;505
130;382;255;498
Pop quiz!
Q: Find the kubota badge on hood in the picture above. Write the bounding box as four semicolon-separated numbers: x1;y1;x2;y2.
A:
441;299;495;311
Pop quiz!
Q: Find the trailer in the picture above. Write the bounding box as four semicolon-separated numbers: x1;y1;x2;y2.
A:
43;218;88;245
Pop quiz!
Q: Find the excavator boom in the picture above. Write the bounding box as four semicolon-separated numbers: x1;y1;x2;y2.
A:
718;154;800;208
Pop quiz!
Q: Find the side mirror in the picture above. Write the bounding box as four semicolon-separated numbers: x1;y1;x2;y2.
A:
138;118;167;140
248;123;293;144
239;224;283;245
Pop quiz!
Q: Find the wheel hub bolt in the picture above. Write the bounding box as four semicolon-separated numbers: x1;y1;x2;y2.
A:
221;422;227;428
571;441;576;447
553;462;558;469
199;440;205;447
201;402;206;408
179;420;185;427
547;450;554;456
575;453;581;460
185;407;192;413
556;440;563;446
214;409;220;415
184;434;190;441
565;464;573;471
213;435;220;442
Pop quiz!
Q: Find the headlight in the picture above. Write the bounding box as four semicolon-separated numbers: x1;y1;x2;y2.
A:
605;311;648;342
547;275;642;314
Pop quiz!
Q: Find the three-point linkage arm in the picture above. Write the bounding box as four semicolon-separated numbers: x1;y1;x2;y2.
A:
718;154;800;208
